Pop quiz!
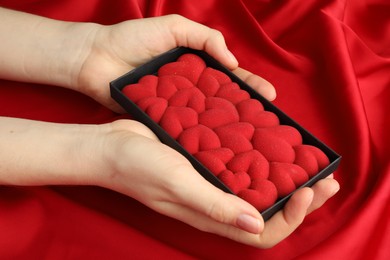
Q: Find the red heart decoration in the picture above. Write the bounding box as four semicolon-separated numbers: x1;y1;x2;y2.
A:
168;87;206;113
226;150;269;179
218;170;251;194
214;122;254;154
236;98;264;115
236;99;280;128
159;106;198;139
194;148;235;176
197;67;232;97
123;75;158;103
238;179;278;212
256;125;302;146
178;125;220;154
215;82;250;104
137;97;168;123
293;145;330;177
216;122;254;140
198;97;239;129
123;53;331;213
268;162;309;197
158;53;206;84
252;128;295;163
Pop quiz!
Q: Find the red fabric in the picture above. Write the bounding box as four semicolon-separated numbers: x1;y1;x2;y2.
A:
0;0;389;259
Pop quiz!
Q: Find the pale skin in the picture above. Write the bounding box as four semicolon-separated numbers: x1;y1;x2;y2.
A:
0;8;339;248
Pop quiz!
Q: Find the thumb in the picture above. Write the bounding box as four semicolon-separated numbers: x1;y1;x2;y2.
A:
166;14;239;70
171;170;264;234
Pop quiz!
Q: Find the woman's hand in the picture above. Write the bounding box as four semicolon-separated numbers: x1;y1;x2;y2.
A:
0;116;339;248
97;119;339;248
76;14;276;112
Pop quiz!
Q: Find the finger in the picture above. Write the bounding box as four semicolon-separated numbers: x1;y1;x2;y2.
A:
166;15;239;70
153;198;257;237
307;177;340;214
165;166;264;234
255;187;314;248
232;67;277;101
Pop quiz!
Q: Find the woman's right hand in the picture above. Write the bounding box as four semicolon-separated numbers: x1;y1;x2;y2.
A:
97;119;340;248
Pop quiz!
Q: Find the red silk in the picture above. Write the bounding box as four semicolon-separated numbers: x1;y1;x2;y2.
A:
0;0;389;259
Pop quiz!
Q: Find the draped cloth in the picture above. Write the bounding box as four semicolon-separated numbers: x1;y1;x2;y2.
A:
0;0;389;259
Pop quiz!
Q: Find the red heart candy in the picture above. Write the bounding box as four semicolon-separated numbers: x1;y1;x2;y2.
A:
197;67;232;97
238;179;278;212
215;82;250;104
194;148;235;176
268;162;309;197
252;128;295;163
293;145;329;177
236;99;264;115
157;75;194;100
159;106;198;139
178;125;221;154
236;98;280;128
160;74;193;89
226;150;269;179
198;97;239;129
218;170;251;194
307;145;330;170
158;54;206;84
216;122;254;140
214;122;254;154
255;125;302;146
168;87;206;113
122;75;158;103
137;97;168;123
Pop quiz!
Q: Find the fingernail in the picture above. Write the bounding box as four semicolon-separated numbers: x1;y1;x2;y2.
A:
237;214;261;234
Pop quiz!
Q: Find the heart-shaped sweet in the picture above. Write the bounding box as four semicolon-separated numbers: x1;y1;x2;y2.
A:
122;53;331;213
216;122;254;140
178;124;220;154
197;67;232;97
236;99;280;128
226;150;269;179
238;179;278;211
123;75;158;103
268;162;309;197
194;148;235;176
215;82;250;104
255;125;303;146
158;74;193;93
252;128;295;163
137;97;168;123
155;75;192;100
218;170;251;194
293;145;330;177
168;87;206;113
198;97;239;129
158;53;206;84
214;122;254;154
159;106;198;139
236;98;264;115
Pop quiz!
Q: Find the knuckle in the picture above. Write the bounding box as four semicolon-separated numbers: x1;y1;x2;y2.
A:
210;28;224;39
166;14;186;23
206;199;228;224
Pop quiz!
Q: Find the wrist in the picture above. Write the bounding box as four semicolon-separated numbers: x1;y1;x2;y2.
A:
0;117;106;186
0;8;100;90
29;20;101;90
95;120;160;190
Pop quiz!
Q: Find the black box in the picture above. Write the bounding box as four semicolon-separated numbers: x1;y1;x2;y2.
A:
110;47;341;221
